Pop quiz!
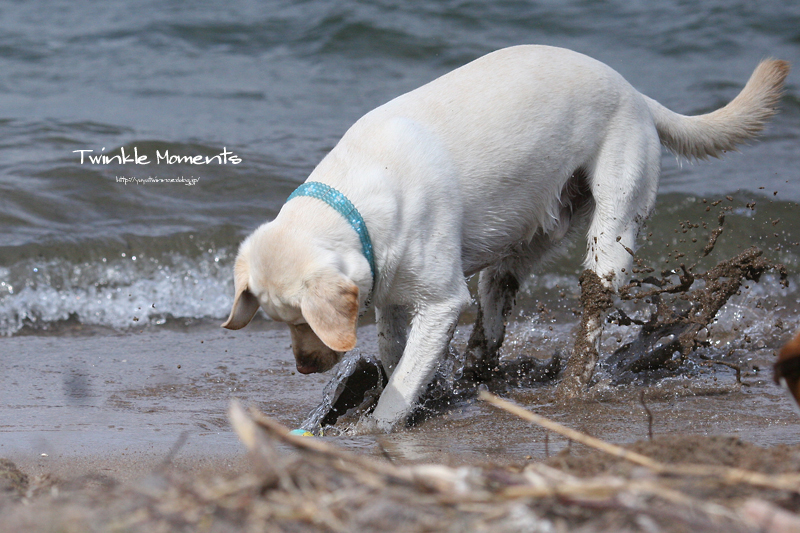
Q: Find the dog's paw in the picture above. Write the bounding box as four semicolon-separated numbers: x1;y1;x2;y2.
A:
350;412;402;434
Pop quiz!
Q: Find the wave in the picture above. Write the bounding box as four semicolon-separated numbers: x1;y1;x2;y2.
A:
0;232;238;336
2;192;799;336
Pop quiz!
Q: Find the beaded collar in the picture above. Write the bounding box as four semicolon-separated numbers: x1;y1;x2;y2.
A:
287;182;376;293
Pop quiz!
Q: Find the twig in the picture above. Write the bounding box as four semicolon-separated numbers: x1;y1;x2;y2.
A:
702;360;742;384
376;440;396;463
480;392;666;471
480;391;800;492
231;401;412;483
703;213;725;257
618;263;694;301
161;430;189;466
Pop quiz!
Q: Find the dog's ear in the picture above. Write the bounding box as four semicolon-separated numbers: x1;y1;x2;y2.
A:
301;274;359;352
222;256;259;330
222;288;259;330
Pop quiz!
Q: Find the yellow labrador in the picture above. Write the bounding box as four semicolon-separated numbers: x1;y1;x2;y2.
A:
223;45;789;431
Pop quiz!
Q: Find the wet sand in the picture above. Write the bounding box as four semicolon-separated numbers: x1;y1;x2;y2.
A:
3;317;799;486
2;321;329;482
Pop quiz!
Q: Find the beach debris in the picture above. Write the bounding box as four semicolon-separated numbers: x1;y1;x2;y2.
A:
608;246;787;377
742;499;800;533
230;398;800;533
5;398;800;532
480;392;800;494
0;459;28;498
298;349;562;433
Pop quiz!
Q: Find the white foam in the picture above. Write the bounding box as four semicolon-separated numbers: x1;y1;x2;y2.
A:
0;250;237;335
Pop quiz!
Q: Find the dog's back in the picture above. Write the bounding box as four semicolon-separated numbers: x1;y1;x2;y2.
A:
328;45;788;278
332;46;638;271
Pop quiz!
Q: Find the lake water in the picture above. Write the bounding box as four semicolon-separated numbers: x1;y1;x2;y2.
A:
0;0;797;335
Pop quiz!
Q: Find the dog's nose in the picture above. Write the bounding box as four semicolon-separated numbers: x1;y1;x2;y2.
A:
296;363;318;374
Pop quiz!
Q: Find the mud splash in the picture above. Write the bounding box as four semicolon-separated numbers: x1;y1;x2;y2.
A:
301;238;788;435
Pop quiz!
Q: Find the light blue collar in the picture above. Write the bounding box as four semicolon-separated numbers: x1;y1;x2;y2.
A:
287;182;376;292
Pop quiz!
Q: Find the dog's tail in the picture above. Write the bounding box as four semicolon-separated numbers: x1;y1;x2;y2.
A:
644;59;790;160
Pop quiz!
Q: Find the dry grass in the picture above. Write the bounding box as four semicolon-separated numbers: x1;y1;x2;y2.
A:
4;394;800;532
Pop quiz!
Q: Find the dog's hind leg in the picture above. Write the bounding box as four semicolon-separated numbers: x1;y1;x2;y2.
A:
464;170;594;384
555;268;615;399
463;234;568;383
556;121;662;399
463;267;520;382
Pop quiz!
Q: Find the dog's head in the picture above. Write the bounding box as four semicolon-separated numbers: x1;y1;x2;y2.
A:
221;223;360;374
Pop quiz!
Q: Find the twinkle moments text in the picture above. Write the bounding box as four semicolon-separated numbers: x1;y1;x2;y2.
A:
74;147;242;165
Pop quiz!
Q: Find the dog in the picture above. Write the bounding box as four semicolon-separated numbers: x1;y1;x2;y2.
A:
223;45;789;431
775;330;800;413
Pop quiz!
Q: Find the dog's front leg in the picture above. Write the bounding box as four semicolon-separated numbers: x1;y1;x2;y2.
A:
376;305;409;377
371;295;468;431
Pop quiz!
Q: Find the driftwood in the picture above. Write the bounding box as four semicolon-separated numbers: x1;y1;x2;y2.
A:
299;349;562;433
297;352;387;433
608;246;787;376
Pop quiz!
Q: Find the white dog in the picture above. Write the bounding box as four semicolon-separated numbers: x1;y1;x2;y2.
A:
223;45;789;431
